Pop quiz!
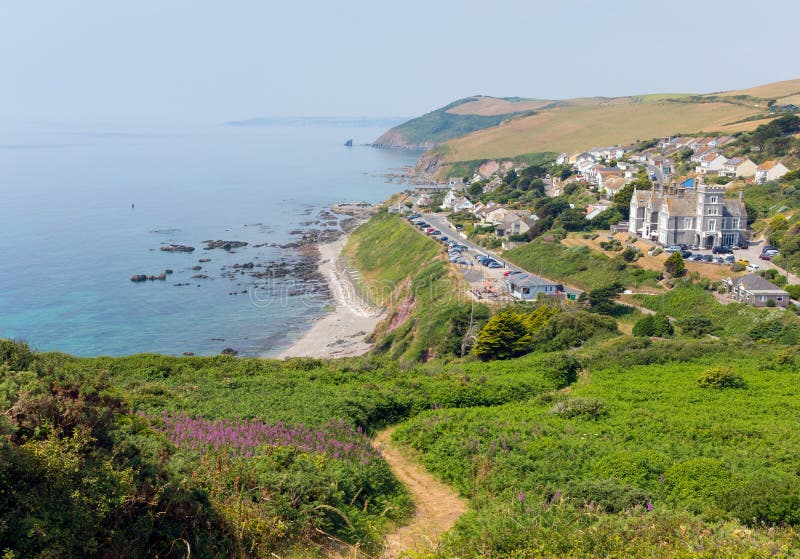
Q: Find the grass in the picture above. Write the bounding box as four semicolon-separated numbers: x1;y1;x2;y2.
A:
392;339;800;557
503;235;662;291
440;99;763;163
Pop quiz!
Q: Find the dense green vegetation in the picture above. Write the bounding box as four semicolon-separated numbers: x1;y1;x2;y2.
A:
6;208;800;558
346;210;491;363
375;97;538;148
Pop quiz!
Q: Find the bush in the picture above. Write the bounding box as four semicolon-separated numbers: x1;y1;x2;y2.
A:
549;397;606;419
632;313;673;337
540;353;581;388
677;316;716;338
730;262;746;272
723;476;800;526
664;251;686;277
568;479;652;513
698;366;746;389
785;284;800;300
0;339;34;371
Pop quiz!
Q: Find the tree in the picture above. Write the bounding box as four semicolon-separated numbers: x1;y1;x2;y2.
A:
677;316;715;338
587;282;624;315
612;184;635;219
473;309;531;361
664;251;685;277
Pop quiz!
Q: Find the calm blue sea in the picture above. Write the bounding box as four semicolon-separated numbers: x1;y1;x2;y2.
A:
0;119;418;357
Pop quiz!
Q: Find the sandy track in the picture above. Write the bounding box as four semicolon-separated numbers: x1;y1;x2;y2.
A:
374;427;467;558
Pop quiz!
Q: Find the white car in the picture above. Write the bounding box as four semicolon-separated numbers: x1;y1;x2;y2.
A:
746;264;760;272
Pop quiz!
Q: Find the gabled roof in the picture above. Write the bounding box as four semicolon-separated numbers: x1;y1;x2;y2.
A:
736;274;788;294
757;160;779;171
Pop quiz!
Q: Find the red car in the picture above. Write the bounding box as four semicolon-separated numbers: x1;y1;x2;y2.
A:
759;253;772;261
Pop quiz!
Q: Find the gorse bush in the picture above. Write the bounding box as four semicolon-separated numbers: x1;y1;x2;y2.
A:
632;313;673;337
697;366;746;389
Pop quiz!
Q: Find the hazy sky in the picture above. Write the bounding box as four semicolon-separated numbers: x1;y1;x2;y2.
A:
2;0;799;123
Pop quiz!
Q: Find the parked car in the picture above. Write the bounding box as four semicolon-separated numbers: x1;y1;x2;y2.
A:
680;250;692;258
759;253;772;261
702;255;713;262
724;255;735;263
664;245;681;252
487;261;503;269
737;259;750;266
762;245;777;253
763;249;780;257
427;229;441;236
439;236;448;242
712;245;732;254
408;213;420;219
746;264;760;272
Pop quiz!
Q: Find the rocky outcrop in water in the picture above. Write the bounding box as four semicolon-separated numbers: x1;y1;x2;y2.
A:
204;240;248;251
130;272;167;282
160;244;195;253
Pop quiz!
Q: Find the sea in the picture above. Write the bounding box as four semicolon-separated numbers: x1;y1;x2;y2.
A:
0;118;419;357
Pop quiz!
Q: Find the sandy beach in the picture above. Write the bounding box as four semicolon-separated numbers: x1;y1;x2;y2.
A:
276;235;385;359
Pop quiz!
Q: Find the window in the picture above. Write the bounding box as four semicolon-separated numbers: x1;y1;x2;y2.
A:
707;208;719;215
683;217;692;229
759;296;766;302
732;218;739;228
709;196;718;203
708;220;716;232
777;297;784;302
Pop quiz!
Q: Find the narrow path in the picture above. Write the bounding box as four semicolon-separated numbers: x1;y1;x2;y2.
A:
374;427;467;558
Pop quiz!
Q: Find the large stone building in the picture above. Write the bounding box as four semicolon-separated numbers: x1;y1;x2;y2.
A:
628;183;747;248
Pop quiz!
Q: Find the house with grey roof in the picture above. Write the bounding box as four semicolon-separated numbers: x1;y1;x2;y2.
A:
628;182;747;249
728;274;790;308
506;273;560;300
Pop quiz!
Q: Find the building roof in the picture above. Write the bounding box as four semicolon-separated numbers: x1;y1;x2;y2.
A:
508;273;557;288
757;160;780;171
736;274;789;294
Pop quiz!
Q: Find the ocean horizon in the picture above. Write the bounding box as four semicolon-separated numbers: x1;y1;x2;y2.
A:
0;118;419;357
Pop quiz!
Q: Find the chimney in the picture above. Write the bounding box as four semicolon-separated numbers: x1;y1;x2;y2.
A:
739;189;745;203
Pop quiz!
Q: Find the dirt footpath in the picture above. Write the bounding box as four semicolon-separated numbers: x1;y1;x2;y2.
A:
374;427;467;558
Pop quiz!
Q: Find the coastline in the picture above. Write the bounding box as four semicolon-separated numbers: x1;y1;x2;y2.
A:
275;234;384;359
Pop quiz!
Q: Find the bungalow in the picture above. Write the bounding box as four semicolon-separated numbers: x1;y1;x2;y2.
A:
729;274;789;308
755;160;790;184
690;147;720;163
722;157;757;178
441;189;474;211
506;273;560;300
556;153;569;165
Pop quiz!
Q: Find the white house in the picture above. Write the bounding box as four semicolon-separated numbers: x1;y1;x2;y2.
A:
441;189;474;211
755;160;790;184
507;273;560;300
721;157;757;178
695;153;728;175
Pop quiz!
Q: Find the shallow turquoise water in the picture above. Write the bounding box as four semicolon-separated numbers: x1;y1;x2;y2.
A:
0;119;417;356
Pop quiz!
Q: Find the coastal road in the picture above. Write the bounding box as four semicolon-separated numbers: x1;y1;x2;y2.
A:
418;212;582;300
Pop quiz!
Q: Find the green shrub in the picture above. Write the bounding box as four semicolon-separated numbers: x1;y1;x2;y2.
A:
677;316;716;338
785;284;800;300
697;366;746;389
731;262;746;272
0;339;34;371
632;313;673;337
549;397;606;419
540;353;581;388
568;479;652;513
723;476;800;526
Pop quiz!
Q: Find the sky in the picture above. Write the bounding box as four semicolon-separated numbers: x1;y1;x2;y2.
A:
2;0;799;124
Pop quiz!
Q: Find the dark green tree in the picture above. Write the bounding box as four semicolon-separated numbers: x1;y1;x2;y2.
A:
473;309;531;361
